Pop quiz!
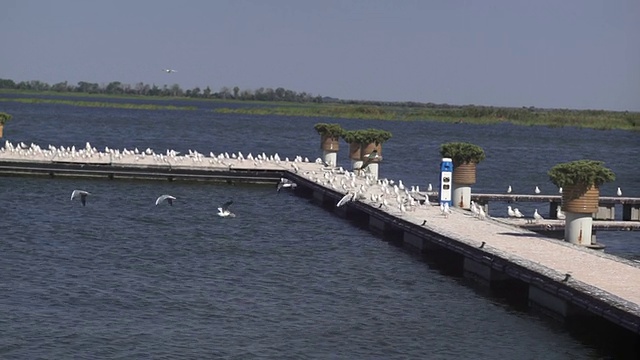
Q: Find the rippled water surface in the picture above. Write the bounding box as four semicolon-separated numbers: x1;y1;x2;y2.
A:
1;98;639;358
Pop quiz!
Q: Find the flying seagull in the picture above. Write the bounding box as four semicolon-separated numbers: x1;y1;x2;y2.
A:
217;200;236;218
276;178;297;193
163;69;177;73
336;192;355;207
155;194;176;206
355;150;380;172
71;190;90;206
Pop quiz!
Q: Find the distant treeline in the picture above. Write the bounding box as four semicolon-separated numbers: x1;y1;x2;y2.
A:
0;78;323;103
1;78;638;131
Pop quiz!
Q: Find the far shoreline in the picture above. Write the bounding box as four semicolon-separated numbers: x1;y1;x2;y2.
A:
0;90;638;132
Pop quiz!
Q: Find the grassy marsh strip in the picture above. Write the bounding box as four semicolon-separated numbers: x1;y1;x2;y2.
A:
215;104;640;131
0;97;197;111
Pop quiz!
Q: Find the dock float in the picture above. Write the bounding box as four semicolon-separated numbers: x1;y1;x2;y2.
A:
1;143;640;342
281;162;640;340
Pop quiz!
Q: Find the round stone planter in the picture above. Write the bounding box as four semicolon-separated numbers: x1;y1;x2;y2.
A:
562;185;599;214
320;135;340;151
452;162;477;185
349;142;361;160
360;142;382;162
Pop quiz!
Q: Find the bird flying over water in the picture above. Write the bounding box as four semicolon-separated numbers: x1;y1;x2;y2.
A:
155;194;176;206
163;69;177;73
217;200;236;217
276;178;297;193
71;190;90;206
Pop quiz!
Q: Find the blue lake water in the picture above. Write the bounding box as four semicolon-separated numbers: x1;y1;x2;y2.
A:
0;97;638;358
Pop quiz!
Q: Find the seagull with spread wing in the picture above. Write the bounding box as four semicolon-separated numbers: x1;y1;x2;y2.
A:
217;200;236;218
155;194;176;206
71;190;90;206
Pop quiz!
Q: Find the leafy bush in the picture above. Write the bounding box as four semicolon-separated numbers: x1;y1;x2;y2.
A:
548;160;615;188
439;142;486;165
0;112;12;125
357;129;392;145
313;123;344;138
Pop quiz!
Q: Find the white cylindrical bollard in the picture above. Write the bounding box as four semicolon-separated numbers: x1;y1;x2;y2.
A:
366;163;379;180
322;151;338;167
452;184;471;209
351;159;363;172
564;212;593;246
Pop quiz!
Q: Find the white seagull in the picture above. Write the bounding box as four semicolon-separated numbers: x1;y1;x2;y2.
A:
276;178;297;193
71;190;90;206
617;187;622;196
217;201;236;218
507;205;516;217
556;207;566;220
155;194;176;206
507;185;512;194
514;208;524;218
163;69;177;73
336;192;355;207
535;186;541;194
533;209;544;223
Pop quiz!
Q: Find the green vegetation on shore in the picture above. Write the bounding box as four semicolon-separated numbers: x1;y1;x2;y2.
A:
1;77;638;131
215;103;640;131
0;97;196;111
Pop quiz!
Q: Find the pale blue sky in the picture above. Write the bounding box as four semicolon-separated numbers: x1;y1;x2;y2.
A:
1;0;638;110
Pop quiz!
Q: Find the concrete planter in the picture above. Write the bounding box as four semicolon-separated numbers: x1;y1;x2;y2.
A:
562;185;599;214
361;142;382;162
349;142;361;160
452;162;477;185
320;135;340;151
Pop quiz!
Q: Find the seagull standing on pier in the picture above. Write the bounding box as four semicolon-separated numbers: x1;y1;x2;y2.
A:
535;186;541;194
617;187;622;196
217;201;236;218
507;205;516;218
71;190;90;206
155;194;176;206
514;208;524;218
507;185;512;194
533;209;543;223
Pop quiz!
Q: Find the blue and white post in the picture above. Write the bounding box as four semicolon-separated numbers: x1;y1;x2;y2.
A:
439;157;453;207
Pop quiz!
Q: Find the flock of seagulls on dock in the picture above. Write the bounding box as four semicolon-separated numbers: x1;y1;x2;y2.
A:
0;140;313;169
506;184;623;198
1;140;627;224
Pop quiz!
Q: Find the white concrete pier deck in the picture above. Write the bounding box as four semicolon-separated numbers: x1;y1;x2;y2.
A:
288;161;640;332
0;142;298;181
